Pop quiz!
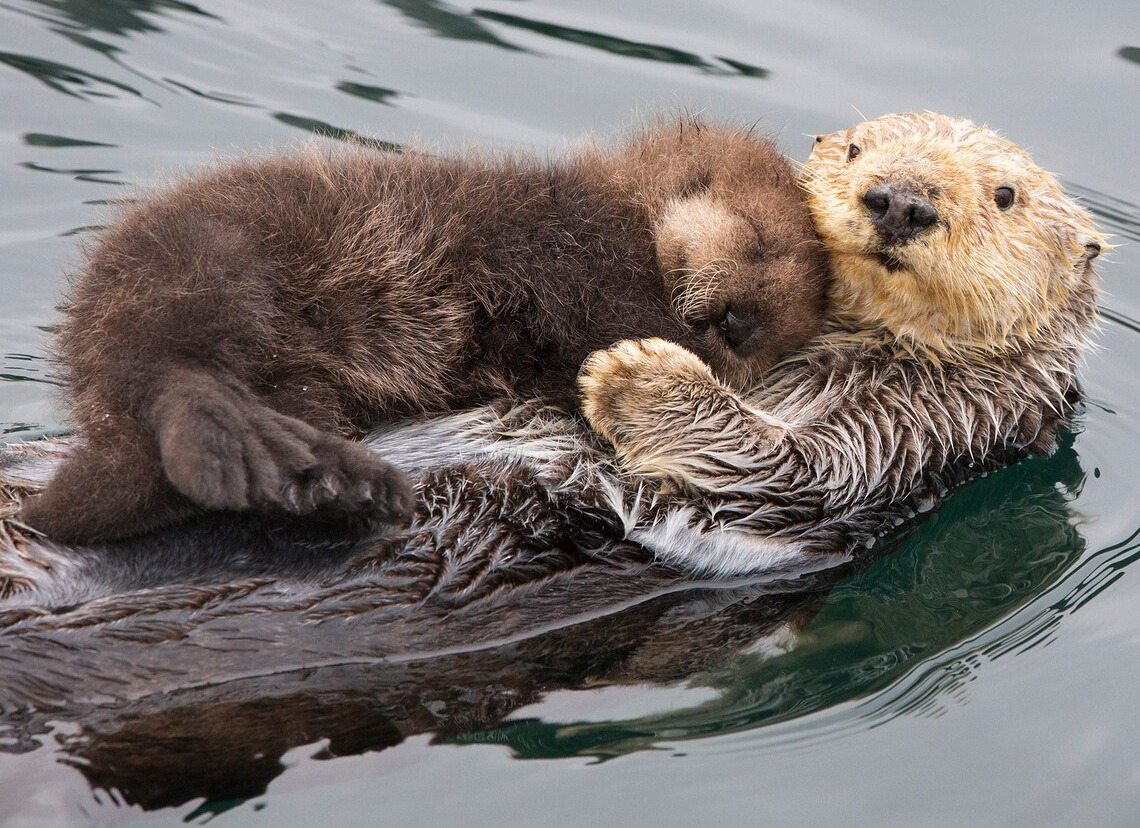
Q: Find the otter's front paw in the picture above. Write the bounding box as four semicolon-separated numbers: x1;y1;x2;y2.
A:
578;338;722;448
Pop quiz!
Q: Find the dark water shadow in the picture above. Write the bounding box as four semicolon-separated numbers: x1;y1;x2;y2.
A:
0;51;143;100
6;1;227;108
0;353;60;390
378;0;524;51
272;112;404;151
473;9;769;78
0;431;1098;810
23;132;115;148
1118;45;1140;66
19;0;219;37
335;80;401;107
1067;183;1140;245
452;433;1095;760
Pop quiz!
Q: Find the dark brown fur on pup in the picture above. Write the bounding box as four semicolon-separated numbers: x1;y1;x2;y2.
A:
21;119;828;542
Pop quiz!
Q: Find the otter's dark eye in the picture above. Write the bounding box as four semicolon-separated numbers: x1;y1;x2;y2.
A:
754;236;765;258
846;144;861;162
994;186;1015;210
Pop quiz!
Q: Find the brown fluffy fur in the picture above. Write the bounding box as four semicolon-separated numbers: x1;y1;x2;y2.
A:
19;119;828;542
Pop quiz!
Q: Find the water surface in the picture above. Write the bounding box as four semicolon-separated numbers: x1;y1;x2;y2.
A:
2;1;1140;825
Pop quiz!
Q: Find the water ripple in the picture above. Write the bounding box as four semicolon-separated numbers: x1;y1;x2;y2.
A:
23;132;115;148
161;77;258;107
473;9;770;78
271;112;404;151
0;50;143;100
1069;183;1140;244
18;161;124;185
335;81;401;107
380;0;523;51
18;0;220;37
448;441;1092;759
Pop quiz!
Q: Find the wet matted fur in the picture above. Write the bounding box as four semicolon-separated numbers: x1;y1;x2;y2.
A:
577;112;1104;573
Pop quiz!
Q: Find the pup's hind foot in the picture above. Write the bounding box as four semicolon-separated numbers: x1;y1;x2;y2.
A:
155;370;414;527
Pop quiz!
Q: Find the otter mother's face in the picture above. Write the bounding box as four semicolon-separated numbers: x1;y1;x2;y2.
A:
652;138;830;389
802;112;1104;355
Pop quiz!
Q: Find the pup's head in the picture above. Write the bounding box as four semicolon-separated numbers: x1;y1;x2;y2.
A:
802;112;1105;357
644;124;830;387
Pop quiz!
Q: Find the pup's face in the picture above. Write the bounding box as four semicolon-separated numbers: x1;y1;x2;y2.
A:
802;112;1105;355
654;140;829;388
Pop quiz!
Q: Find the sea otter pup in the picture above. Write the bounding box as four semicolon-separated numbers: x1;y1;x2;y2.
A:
18;119;828;543
574;112;1105;574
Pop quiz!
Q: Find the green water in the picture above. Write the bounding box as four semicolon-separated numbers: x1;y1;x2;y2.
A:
2;1;1139;825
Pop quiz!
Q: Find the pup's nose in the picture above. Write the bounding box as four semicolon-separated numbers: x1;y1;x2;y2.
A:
718;308;758;350
862;183;938;244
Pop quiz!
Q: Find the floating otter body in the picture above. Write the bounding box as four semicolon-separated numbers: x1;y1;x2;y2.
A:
0;111;1105;812
0;112;1103;598
0;432;1087;811
18;120;828;543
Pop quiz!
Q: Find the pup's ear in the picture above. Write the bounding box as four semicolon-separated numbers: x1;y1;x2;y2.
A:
680;169;713;199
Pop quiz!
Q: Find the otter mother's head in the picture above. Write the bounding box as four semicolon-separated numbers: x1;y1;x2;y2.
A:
802;112;1106;357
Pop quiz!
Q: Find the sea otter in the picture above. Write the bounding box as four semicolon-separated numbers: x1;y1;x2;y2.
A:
0;112;1105;815
17;119;828;543
575;111;1106;573
0;111;1103;600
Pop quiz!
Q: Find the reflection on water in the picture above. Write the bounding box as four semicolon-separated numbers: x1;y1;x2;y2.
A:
0;51;143;99
270;112;403;150
0;434;1091;808
472;9;770;78
335;80;400;106
25;0;218;37
23;133;115;148
2;0;1140;823
455;436;1090;760
1069;184;1140;246
381;0;524;51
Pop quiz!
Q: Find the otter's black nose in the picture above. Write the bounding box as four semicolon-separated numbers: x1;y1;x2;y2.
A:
718;308;758;350
863;184;938;243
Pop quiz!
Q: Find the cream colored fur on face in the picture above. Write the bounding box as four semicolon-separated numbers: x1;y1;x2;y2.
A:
801;112;1106;359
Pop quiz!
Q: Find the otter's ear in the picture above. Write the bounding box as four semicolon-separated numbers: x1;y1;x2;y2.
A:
808;130;843;155
1072;229;1110;268
1079;233;1105;262
680;169;713;199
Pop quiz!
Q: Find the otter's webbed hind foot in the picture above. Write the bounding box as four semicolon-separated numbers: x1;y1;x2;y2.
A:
154;370;414;527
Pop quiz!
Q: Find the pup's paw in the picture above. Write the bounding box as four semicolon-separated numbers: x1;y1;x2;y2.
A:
578;338;720;448
155;375;414;528
281;432;415;527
